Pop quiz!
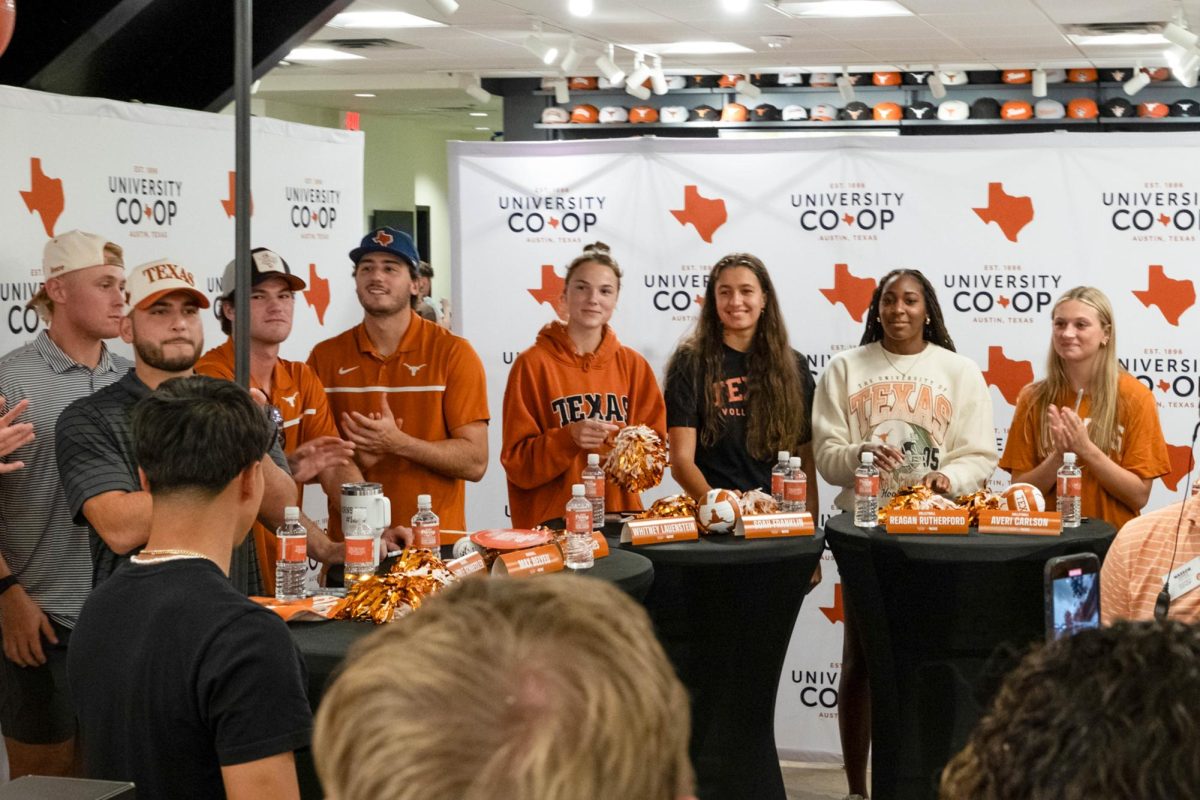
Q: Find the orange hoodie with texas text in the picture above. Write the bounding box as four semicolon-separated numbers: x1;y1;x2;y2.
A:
501;322;666;528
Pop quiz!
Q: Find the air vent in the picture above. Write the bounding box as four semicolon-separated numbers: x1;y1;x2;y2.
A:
1060;22;1166;36
321;38;419;50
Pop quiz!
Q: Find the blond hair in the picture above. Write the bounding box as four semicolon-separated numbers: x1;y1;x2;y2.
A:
32;241;125;322
313;576;693;800
1030;286;1121;455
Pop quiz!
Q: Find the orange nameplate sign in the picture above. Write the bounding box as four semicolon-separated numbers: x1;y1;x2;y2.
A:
251;595;339;622
590;532;611;558
491;543;564;576
620;517;699;545
446;551;487;577
885;509;970;534
736;513;815;538
977;510;1062;536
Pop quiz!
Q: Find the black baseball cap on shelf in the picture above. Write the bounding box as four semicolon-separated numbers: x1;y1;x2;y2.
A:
752;103;782;121
749;72;781;87
902;71;933;85
1170;99;1200;117
970;97;1002;119
968;70;1002;84
1099;68;1133;82
1100;97;1135;118
904;100;936;120
839;101;872;120
687;75;719;88
843;72;872;85
689;104;719;121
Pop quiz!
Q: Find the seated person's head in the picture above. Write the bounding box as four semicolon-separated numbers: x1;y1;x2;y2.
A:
314;576;694;800
940;620;1200;799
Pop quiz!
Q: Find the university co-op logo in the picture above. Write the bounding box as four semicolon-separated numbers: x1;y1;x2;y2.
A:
108;165;182;235
790;183;904;240
643;263;708;318
944;270;1062;321
1102;183;1200;241
285;179;341;237
498;190;605;241
1120;350;1199;407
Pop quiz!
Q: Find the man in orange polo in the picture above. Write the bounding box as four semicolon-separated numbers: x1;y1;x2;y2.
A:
308;228;488;531
196;248;406;590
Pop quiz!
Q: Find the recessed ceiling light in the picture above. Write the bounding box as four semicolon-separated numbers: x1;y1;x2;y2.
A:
568;0;594;16
354;92;377;98
1068;33;1169;46
777;1;913;18
723;0;751;11
475;126;491;130
328;11;446;28
285;47;365;61
469;111;488;116
628;41;754;55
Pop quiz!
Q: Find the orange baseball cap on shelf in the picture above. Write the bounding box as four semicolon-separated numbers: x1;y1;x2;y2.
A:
872;71;901;86
1001;69;1032;84
718;73;746;88
567;76;598;90
629;106;659;123
1000;100;1033;120
720;102;749;121
1067;67;1098;83
1066;97;1099;119
1146;67;1170;80
1138;101;1169;118
570;104;600;123
873;101;903;120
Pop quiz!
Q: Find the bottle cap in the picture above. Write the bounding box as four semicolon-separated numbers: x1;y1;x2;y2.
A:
862;452;874;465
283;505;299;521
587;453;600;466
350;507;367;522
572;483;585;496
789;456;802;468
778;450;790;462
417;493;432;507
1063;452;1076;465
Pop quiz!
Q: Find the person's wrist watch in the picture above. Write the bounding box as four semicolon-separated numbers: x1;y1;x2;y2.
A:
0;575;19;596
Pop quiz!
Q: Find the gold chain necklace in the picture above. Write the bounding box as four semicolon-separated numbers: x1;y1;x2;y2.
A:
879;342;929;378
132;548;216;566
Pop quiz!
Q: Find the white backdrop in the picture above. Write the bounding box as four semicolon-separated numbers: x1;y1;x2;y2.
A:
451;133;1200;761
0;85;364;365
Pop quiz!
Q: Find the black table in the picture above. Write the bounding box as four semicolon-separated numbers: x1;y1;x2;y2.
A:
289;546;655;800
585;518;826;800
824;513;1116;800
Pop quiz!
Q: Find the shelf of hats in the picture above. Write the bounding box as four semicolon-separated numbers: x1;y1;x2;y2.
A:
532;68;1200;135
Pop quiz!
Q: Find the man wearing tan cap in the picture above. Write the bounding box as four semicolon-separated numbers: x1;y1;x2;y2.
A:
56;258;342;594
0;230;130;778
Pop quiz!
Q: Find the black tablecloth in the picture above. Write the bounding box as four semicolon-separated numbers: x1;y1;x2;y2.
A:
559;517;825;800
289;546;655;800
824;513;1116;800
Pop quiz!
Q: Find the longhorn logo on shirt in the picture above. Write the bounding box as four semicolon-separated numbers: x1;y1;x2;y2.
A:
403;363;427;376
281;393;298;408
550;393;630;426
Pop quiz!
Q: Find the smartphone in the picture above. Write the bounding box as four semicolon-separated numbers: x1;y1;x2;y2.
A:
1044;553;1101;642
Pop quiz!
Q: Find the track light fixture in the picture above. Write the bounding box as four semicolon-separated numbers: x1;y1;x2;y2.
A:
1031;68;1047;97
626;54;653;99
1163;21;1198;50
596;43;626;84
525;23;559;66
650;56;668;95
836;69;855;102
928;68;946;99
1123;63;1151;96
560;39;582;73
427;0;459;15
461;73;492;104
552;78;570;103
735;79;762;99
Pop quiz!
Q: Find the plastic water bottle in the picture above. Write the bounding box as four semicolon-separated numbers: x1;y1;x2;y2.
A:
783;456;807;513
275;506;307;601
771;451;790;507
343;507;376;587
1057;452;1082;528
565;484;595;570
854;452;880;528
583;453;605;528
411;494;440;553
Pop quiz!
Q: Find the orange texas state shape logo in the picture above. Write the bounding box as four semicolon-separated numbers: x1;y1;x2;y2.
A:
19;157;65;238
1133;264;1195;326
220;171;254;218
527;264;567;321
1163;442;1194;492
982;345;1034;406
670;185;727;243
972;182;1034;243
819;263;876;322
304;263;330;325
819;582;844;625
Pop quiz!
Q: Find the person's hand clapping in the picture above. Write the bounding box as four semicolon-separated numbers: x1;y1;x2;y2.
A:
568;418;618;450
1047;404;1092;458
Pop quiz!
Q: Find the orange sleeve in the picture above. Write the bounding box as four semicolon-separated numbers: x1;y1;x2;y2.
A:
443;338;490;431
296;364;341;442
1100;528;1133;624
500;353;579;490
999;385;1039;476
627;349;667;443
194;353;234;381
1117;376;1171;479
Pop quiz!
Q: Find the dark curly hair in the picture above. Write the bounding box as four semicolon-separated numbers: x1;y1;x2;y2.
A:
860;268;955;351
939;620;1200;800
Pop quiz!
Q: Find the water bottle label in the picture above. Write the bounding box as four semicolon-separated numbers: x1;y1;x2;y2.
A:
345;537;374;564
784;479;807;503
1057;475;1082;498
567;509;592;534
414;523;440;549
584;475;605;498
280;536;307;563
771;473;784;497
856;475;880;496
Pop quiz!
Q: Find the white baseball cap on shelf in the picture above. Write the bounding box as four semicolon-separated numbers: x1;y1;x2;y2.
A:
598;106;629;123
937;99;970;120
782;104;808;120
541;107;570;124
1034;98;1066;119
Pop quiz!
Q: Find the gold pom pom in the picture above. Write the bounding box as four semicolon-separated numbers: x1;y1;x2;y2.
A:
603;424;666;493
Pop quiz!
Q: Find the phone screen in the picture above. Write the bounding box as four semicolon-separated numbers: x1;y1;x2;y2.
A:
1049;567;1101;640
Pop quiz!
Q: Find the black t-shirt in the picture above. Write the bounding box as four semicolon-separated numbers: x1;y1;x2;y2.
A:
68;558;312;799
666;345;815;492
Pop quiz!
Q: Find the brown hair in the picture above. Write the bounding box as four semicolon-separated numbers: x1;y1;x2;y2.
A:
564;241;622;290
313;576;693;800
665;252;809;459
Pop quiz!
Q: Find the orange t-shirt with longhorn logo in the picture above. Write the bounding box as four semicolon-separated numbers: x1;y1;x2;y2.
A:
195;339;343;592
307;316;489;531
501;322;666;528
999;372;1169;530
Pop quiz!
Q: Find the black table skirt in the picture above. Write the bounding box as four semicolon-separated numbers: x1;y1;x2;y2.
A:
824;513;1116;800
